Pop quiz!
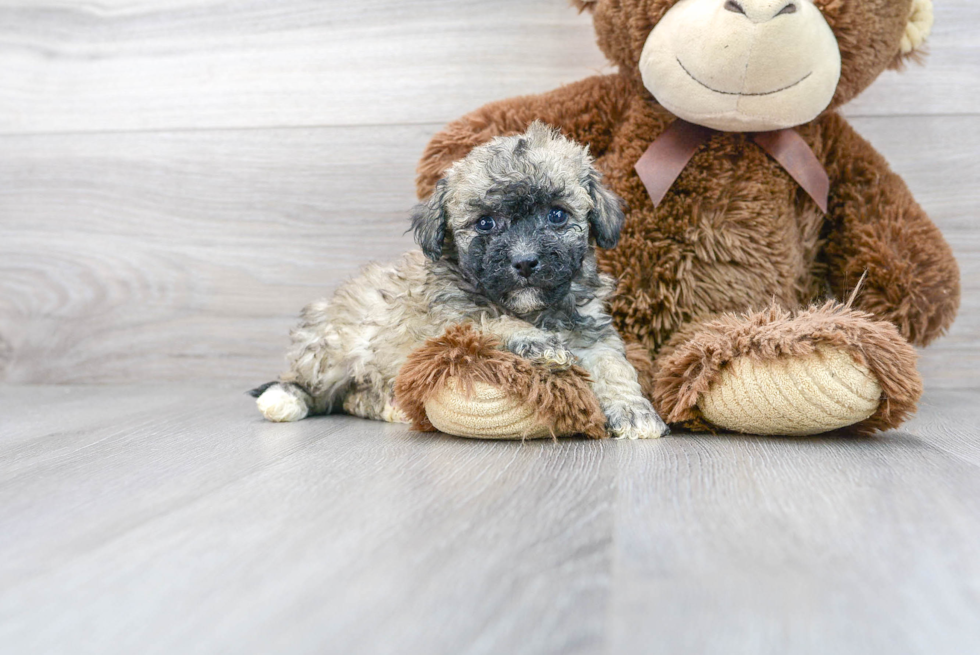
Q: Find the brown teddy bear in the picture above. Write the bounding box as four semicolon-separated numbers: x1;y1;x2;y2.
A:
396;0;959;437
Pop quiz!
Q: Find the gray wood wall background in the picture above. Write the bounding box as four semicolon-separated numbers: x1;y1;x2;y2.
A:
1;0;977;389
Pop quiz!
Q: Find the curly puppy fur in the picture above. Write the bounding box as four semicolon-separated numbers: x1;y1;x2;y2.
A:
253;123;667;439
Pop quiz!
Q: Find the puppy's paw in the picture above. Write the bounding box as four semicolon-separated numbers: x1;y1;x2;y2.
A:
531;347;577;371
256;384;309;422
605;400;669;440
507;334;576;371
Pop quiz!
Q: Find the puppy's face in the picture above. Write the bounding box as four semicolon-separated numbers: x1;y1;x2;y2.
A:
413;123;625;315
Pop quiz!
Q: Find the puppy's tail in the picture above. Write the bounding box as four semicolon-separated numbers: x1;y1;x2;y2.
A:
248;381;279;398
250;381;314;422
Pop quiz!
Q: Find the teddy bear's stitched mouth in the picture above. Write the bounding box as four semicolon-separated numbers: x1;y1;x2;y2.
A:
676;57;812;97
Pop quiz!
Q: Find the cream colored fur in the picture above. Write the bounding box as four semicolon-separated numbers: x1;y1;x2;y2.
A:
901;0;934;54
698;345;883;436
425;379;553;440
640;0;843;131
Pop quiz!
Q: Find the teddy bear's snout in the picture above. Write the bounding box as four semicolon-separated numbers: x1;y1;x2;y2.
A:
723;0;799;24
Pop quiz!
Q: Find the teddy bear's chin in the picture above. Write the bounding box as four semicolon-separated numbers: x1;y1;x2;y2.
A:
651;99;826;133
639;0;842;132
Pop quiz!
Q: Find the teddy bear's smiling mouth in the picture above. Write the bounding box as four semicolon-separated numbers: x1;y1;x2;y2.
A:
676;58;812;97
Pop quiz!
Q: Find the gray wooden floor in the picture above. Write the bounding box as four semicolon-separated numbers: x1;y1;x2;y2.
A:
2;385;979;654
2;1;979;653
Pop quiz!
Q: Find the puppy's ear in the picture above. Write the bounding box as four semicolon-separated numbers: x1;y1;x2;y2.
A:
411;179;450;260
586;169;625;250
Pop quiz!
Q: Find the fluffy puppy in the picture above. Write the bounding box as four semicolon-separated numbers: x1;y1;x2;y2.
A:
252;122;667;439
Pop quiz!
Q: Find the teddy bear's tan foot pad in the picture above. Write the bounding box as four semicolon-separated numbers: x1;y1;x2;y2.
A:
424;379;552;440
698;345;883;436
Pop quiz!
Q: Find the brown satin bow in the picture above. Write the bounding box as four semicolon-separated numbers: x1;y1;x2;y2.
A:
634;119;830;214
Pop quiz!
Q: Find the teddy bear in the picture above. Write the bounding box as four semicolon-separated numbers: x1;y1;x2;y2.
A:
395;0;960;438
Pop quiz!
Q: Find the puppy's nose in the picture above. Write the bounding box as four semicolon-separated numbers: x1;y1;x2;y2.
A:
512;255;539;278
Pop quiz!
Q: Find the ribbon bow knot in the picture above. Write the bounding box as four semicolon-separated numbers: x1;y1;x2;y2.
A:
634;119;830;214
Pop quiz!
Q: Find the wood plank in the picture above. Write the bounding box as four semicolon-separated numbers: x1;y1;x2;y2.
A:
0;0;976;135
609;415;980;655
0;0;611;134
0;385;615;655
2;385;980;653
905;388;980;467
1;116;977;387
0;124;431;384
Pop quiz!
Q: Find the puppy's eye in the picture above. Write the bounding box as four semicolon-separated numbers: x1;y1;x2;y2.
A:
475;216;496;233
548;208;569;226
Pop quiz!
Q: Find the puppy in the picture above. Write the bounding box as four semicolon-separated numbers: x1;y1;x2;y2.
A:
252;122;667;439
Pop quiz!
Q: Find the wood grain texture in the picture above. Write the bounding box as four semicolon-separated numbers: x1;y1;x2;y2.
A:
0;385;615;655
0;0;611;135
0;125;430;384
1;117;976;387
0;0;976;135
2;385;979;653
609;415;980;655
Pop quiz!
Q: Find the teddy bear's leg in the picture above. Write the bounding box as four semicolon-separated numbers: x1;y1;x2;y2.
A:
394;324;609;440
439;317;667;438
421;378;554;440
653;302;923;436
697;345;883;436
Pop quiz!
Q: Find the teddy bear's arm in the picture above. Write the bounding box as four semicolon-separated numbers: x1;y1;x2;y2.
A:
820;116;961;347
416;74;633;199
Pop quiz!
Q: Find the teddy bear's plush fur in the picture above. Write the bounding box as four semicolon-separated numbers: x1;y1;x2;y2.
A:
411;0;959;434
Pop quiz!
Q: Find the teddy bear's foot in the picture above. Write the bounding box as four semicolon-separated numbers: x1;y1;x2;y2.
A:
654;301;924;435
424;378;552;440
394;324;609;440
698;345;882;436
